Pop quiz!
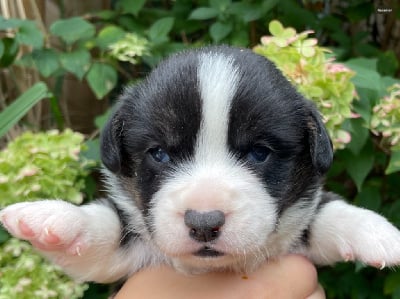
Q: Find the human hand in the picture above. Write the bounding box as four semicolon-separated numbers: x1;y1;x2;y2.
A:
114;255;325;299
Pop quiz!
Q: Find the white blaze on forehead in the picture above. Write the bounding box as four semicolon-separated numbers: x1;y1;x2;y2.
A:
196;53;240;161
151;53;279;269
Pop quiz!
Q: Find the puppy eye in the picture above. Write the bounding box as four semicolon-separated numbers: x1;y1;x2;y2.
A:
246;145;270;163
148;147;170;163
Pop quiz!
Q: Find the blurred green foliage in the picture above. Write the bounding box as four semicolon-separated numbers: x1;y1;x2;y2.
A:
254;20;356;150
0;239;87;299
0;129;94;207
0;130;95;298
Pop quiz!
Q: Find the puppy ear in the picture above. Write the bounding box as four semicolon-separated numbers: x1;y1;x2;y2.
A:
307;109;333;174
100;111;122;174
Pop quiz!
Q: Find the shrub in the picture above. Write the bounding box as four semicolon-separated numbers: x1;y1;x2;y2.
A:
0;129;94;298
254;20;356;150
371;84;400;152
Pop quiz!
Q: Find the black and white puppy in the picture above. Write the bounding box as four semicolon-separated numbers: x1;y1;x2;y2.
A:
1;46;400;283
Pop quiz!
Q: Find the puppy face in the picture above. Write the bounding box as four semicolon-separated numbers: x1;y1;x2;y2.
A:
101;46;333;272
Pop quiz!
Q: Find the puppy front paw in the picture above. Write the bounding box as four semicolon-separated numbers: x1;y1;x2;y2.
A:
308;200;400;268
1;200;132;283
0;200;89;258
335;217;400;269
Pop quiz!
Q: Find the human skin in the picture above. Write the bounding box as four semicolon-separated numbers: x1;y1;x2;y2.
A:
114;255;325;299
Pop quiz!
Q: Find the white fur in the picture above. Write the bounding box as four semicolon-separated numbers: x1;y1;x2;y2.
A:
2;50;400;283
305;200;400;268
266;191;322;257
102;168;150;240
149;53;278;273
0;200;154;282
150;160;278;273
195;52;239;161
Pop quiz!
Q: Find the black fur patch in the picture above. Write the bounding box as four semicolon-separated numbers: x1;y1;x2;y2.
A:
104;50;203;219
300;227;311;246
299;191;339;248
105;198;140;246
225;47;327;214
100;45;333;244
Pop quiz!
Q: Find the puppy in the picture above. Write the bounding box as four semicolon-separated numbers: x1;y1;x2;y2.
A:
1;46;400;283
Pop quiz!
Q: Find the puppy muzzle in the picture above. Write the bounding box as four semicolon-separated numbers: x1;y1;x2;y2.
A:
184;209;225;243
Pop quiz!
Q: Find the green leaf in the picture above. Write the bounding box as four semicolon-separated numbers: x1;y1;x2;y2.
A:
229;3;255;21
0;226;10;244
268;20;296;41
381;76;400;91
209;0;231;11
118;0;146;15
352;88;373;122
296;38;317;57
354;185;381;211
16;20;43;48
82;139;100;162
0;37;18;67
229;29;249;46
386;150;400;174
261;0;280;13
377;50;399;77
15;52;35;69
96;25;126;50
242;8;262;22
0;82;49;138
308;86;323;97
384;271;400;295
59;49;91;80
50;17;95;45
229;3;263;22
95;109;112;129
269;20;284;36
346;57;377;70
354;261;366;273
189;7;219;20
346;118;369;155
48;94;64;129
0;16;24;30
31;48;60;77
342;146;375;191
148;17;174;43
394;288;400;299
345;2;373;22
0;39;4;59
345;58;381;92
93;10;118;20
86;62;117;99
210;21;232;43
345;58;384;115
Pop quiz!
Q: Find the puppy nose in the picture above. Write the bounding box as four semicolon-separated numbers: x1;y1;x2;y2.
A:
184;209;225;243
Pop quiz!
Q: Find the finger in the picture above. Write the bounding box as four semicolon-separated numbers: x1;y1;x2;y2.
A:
258;255;319;299
306;284;326;299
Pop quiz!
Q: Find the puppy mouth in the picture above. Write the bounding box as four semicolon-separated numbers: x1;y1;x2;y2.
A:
193;246;224;258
